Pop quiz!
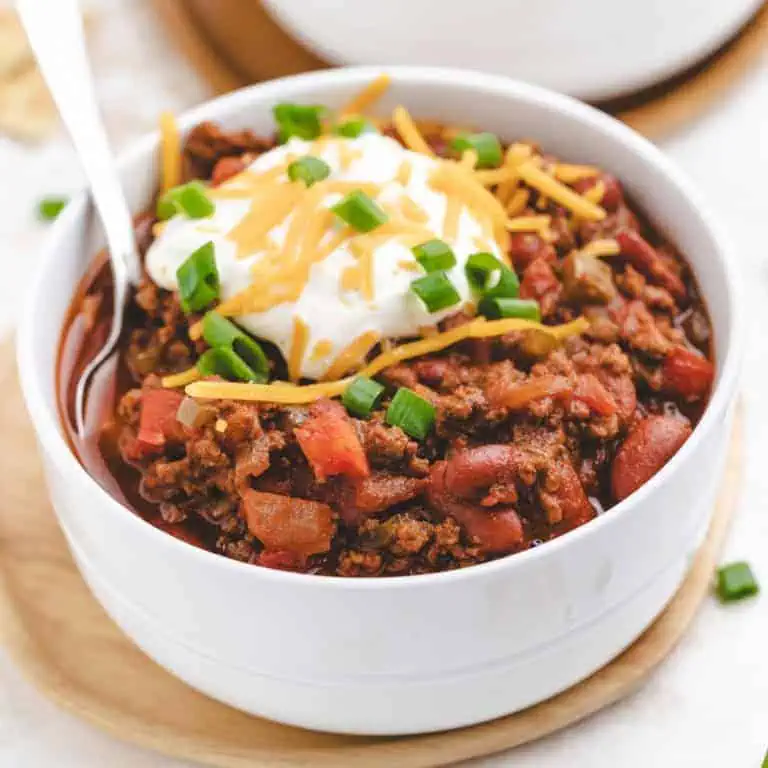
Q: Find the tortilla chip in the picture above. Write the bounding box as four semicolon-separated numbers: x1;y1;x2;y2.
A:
0;66;57;141
0;9;33;78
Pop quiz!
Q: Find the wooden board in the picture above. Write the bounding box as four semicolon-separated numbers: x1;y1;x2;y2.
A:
151;0;768;140
0;339;742;766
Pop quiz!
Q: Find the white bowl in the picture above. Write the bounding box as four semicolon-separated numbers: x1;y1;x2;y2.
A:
262;0;762;101
18;67;741;735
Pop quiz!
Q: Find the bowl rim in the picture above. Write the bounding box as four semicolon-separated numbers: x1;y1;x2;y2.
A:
17;65;743;591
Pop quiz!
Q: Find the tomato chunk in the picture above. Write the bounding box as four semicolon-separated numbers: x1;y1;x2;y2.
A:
242;490;334;556
572;373;617;416
136;389;184;452
487;374;572;410
295;399;370;482
662;346;714;401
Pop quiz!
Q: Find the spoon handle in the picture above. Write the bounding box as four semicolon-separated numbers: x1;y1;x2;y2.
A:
17;0;141;285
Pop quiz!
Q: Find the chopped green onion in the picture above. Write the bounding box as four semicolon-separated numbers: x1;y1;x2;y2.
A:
287;155;331;187
716;562;759;603
331;189;388;232
157;181;215;220
479;296;541;321
342;376;385;418
334;118;377;138
176;241;220;313
385;388;436;440
412;239;456;273
465;252;503;291
38;196;68;221
451;132;502;168
465;252;520;299
273;103;325;143
201;312;269;383
196;347;261;383
411;272;461;313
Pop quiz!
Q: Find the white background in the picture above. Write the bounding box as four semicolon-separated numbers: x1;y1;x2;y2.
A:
1;1;766;765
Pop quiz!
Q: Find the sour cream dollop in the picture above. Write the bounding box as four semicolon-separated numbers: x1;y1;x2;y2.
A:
146;133;505;380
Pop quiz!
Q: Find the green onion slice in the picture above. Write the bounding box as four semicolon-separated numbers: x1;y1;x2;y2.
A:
38;196;69;221
411;272;461;313
451;132;503;168
201;312;269;382
479;296;541;321
716;562;759;603
331;189;388;232
334;118;377;138
157;181;215;220
176;241;220;313
196;347;260;383
465;252;503;291
385;388;436;440
287;155;331;187
342;376;385;418
412;239;456;273
465;252;519;299
273;103;325;143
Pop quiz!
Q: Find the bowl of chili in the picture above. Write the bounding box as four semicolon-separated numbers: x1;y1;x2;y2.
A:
17;67;741;734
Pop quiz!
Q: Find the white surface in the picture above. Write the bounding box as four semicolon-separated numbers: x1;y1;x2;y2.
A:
262;0;763;101
1;0;766;765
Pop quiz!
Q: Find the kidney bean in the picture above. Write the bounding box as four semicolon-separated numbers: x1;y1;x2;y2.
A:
428;462;524;553
573;173;624;212
662;346;714;401
508;233;556;270
616;229;686;301
442;445;524;502
611;415;692;501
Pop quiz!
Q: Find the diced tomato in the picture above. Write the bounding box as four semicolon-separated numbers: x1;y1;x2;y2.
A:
615;229;686;300
136;389;184;453
242;490;334;556
662;346;714;401
257;549;302;571
295;399;370;482
572;374;617;416
487;374;572;410
211;156;246;186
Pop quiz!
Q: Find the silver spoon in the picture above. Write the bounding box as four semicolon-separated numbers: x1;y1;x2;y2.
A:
18;0;143;438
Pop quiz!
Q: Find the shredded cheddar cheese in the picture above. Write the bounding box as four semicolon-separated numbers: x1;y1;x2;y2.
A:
323;330;380;381
553;164;600;183
581;238;620;258
162;367;200;388
396;159;412;186
340;73;391;117
310;340;334;362
184;317;588;403
460;149;478;169
583;179;605;205
159;111;181;193
288;316;310;382
506;215;551;235
506;188;530;217
393;105;434;155
516;161;606;221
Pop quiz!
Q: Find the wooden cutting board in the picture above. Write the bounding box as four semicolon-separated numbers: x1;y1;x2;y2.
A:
151;0;768;139
0;339;742;766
